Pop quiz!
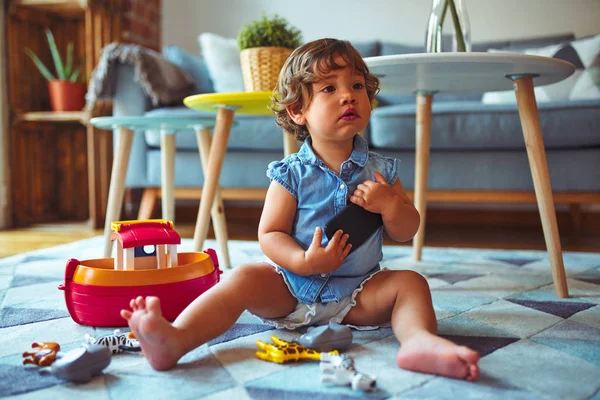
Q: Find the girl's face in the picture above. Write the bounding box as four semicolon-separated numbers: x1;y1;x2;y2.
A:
289;55;371;145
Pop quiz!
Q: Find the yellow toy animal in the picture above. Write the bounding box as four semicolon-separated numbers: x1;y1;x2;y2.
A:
255;335;338;364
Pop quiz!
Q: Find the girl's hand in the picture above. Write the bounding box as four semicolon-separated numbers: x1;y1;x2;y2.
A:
349;170;399;216
303;227;351;275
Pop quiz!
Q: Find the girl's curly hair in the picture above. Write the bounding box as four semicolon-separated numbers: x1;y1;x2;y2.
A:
271;38;380;141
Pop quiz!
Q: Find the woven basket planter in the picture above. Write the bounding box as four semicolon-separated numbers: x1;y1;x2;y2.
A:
240;46;294;92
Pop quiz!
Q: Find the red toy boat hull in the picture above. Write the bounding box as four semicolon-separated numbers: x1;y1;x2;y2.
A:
59;250;221;327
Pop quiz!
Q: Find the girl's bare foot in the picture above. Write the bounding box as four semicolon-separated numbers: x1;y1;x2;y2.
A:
120;296;182;371
396;331;480;381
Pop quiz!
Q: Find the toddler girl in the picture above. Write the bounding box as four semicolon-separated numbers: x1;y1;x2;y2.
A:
121;38;480;381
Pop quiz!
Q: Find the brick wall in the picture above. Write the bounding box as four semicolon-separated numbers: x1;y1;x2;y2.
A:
120;0;162;50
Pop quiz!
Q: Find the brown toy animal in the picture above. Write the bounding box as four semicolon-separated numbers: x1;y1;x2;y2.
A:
22;342;61;366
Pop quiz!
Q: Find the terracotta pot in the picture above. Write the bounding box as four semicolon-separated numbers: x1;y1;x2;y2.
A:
48;80;86;112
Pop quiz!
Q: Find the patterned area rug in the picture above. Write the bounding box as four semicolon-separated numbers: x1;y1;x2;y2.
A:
1;237;599;399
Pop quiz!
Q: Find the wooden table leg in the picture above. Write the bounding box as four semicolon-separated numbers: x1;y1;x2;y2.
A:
192;108;235;252
103;126;133;258
513;76;569;298
195;127;231;269
160;129;176;222
85;123;97;229
413;93;433;261
283;130;298;156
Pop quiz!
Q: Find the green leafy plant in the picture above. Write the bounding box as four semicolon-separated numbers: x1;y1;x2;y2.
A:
237;14;302;51
25;28;84;82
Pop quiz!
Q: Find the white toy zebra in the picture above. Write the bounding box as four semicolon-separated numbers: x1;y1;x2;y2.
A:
84;329;141;354
320;353;376;391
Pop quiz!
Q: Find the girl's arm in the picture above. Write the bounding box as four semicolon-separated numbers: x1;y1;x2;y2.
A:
380;178;420;242
349;171;420;243
259;181;351;276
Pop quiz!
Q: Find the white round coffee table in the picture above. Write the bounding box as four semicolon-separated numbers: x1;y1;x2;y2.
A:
364;52;575;298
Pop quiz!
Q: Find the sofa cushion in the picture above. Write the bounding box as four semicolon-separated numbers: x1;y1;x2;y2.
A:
375;147;600;192
494;33;575;52
482;34;600;104
376;34;577;106
162;46;215;94
369;99;600;151
379;34;576;56
198;33;245;93
142;146;600;193
351;41;381;57
144;106;286;151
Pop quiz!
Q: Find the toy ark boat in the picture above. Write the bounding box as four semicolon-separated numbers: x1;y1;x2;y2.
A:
59;219;222;327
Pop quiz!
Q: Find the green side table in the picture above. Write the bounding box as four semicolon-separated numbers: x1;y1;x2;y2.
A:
90;116;236;268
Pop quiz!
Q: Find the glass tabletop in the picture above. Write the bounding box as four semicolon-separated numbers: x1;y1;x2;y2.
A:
183;91;273;116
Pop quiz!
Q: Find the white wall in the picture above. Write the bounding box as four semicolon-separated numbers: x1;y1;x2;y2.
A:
163;0;600;54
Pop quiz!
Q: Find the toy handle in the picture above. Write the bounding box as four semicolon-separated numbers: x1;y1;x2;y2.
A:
60;258;81;324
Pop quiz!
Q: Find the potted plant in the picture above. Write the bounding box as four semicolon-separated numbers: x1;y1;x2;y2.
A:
25;28;85;112
237;14;302;92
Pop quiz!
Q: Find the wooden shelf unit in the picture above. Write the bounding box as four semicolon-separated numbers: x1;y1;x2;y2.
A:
11;0;88;16
18;111;90;123
6;0;120;228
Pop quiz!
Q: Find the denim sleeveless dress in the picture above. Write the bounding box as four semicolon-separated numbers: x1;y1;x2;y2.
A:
266;134;401;305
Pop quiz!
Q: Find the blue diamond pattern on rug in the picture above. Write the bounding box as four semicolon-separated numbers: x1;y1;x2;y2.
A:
531;319;600;366
207;323;274;346
9;275;60;288
0;308;69;328
0;237;598;399
487;257;540;267
574;269;600;286
441;335;520;357
426;273;483;284
0;365;65;397
505;298;596;318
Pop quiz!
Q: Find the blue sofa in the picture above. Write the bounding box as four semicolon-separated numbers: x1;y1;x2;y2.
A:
110;33;600;217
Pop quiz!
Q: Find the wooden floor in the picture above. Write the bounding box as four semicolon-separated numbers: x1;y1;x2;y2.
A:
1;205;599;259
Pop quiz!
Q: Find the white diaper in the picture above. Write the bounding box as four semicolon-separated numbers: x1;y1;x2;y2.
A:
256;264;388;331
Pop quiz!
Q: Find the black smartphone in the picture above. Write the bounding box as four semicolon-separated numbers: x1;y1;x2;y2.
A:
324;203;383;253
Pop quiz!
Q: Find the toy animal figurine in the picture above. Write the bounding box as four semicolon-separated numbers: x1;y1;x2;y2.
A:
255;335;338;364
320;352;376;392
298;321;353;352
84;329;140;354
48;345;112;383
22;342;61;366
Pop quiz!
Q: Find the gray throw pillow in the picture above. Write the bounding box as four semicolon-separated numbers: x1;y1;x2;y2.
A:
163;45;215;94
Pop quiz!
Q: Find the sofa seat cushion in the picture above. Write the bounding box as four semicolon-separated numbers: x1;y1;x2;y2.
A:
140;146;600;193
376;148;600;192
144;106;285;151
145;148;281;188
369;99;600;151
